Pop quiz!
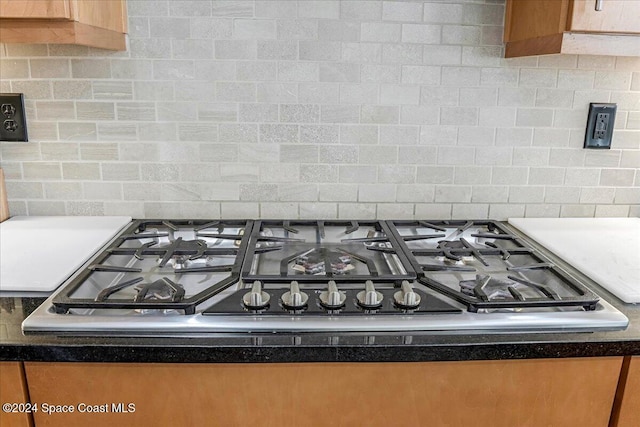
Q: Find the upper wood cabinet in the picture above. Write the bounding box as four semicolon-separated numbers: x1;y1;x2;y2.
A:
0;0;127;50
504;0;640;57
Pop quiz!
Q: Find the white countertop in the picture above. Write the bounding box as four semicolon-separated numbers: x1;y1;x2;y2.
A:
509;217;640;304
0;216;132;292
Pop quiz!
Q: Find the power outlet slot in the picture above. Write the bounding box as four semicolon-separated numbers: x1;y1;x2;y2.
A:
0;93;28;142
584;103;616;149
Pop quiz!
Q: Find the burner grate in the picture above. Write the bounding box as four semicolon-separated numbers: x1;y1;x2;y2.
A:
51;219;253;315
241;220;415;283
386;220;601;312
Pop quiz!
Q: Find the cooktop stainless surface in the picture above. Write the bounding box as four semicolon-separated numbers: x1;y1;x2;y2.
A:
22;219;629;336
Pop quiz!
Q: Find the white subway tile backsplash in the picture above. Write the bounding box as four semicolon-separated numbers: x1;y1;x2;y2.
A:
299;202;338;219
260;202;299;218
40;142;77;160
376;202;413;219
277;19;318;40
489;203;525;220
422;45;462;66
221;202;260;218
435;185;471;203
259;124;299;143
402;24;441;44
211;0;253;17
341;1;382;21
300;125;339;144
361;23;401;43
29;59;69;78
23;162;61;180
382;44;422;64
596;204;630;217
415;165;454;184
361;105;399;124
58;122;96;141
339;165;377;183
319;21;360;42
234;19;276;40
396;184;434;202
377;164;416;183
414;203;451;218
359;183;396;202
529;167;565;185
11;81;52;99
359;145;398;164
298;1;340;20
300;165;339;183
321;104;360;123
343;43;383;64
341;125;379;145
0;0;636;220
236;61;277;81
400;105;439;125
319;144;358;163
339;84;379;104
440;107;478;126
516;108;554;127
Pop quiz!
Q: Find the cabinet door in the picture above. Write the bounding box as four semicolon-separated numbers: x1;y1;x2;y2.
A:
570;0;640;33
25;358;622;427
0;362;33;427
0;0;70;19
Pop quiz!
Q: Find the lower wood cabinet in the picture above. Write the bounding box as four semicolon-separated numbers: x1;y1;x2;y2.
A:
0;362;33;427
612;356;640;427
23;357;623;427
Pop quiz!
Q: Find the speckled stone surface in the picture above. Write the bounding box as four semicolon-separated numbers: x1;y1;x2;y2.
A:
1;291;639;363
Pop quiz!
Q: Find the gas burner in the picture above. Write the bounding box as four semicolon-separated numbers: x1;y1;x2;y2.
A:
95;277;185;303
437;240;467;262
291;248;354;275
459;274;561;303
152;238;208;267
460;275;519;301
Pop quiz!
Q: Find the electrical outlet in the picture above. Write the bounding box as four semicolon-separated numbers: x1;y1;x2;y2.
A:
584;103;616;149
0;93;28;142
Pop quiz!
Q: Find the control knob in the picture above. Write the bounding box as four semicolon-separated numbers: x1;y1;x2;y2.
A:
356;280;383;309
281;281;309;309
242;281;270;309
393;281;421;309
319;280;346;309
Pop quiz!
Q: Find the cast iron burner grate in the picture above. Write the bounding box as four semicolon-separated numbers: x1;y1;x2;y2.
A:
241;220;416;283
51;219;253;315
386;220;600;313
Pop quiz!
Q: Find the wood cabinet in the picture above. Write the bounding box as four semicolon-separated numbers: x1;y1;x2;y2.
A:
0;362;33;427
504;0;640;57
0;0;126;50
611;356;640;427
24;357;623;427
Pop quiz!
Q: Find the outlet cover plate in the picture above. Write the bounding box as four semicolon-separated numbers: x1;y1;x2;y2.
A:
0;93;28;142
584;102;616;149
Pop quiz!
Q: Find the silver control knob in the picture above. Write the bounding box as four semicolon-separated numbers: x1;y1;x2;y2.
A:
319;280;346;308
394;281;421;309
281;281;309;309
356;280;383;308
242;281;270;309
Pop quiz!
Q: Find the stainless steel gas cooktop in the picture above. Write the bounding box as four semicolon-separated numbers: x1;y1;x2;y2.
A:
22;219;629;336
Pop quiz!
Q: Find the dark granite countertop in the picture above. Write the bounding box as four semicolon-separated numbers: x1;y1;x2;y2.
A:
1;286;639;363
